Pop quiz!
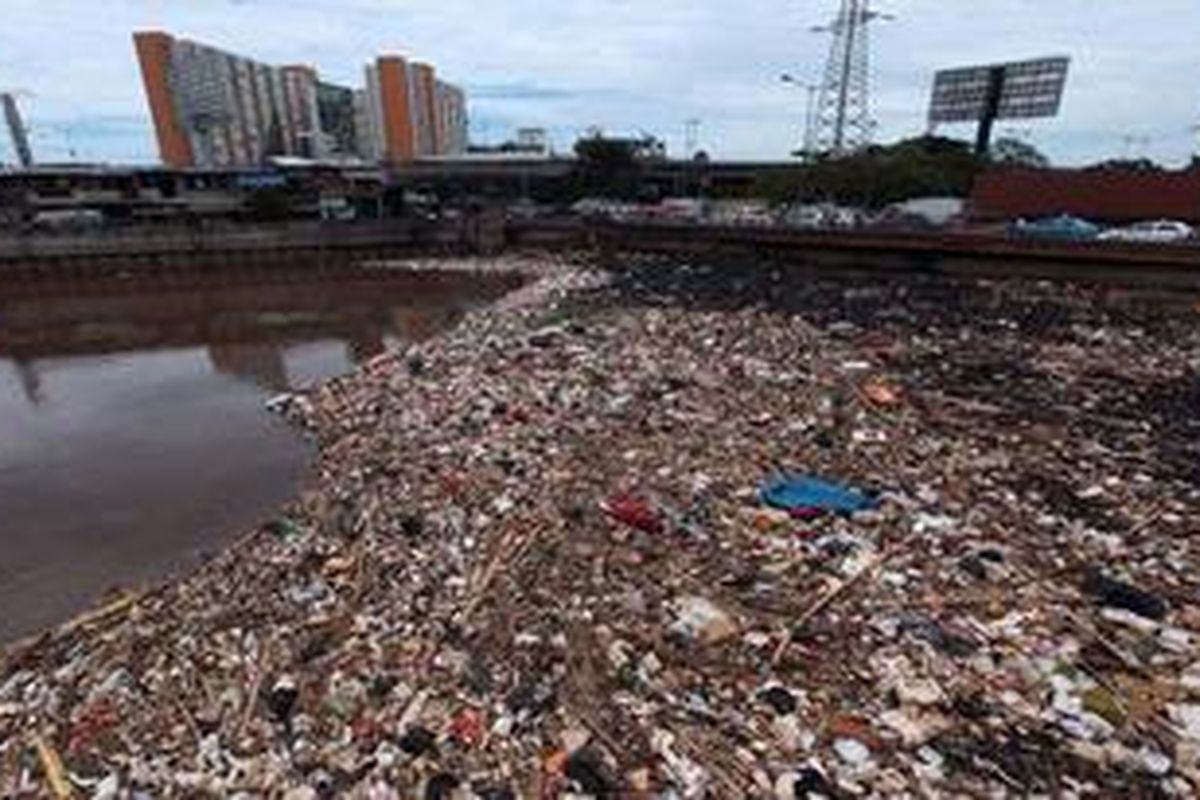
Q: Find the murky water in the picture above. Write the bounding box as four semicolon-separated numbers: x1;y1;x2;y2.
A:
0;268;521;644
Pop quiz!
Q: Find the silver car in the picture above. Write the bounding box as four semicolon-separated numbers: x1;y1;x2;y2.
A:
1098;219;1195;244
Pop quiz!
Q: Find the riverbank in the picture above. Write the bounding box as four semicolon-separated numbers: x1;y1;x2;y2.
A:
3;253;1199;797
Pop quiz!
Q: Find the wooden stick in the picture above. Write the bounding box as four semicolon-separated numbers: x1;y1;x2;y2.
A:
1125;503;1167;540
170;691;204;745
1063;610;1147;676
33;736;72;799
772;548;891;667
462;525;540;622
59;592;137;636
236;671;265;738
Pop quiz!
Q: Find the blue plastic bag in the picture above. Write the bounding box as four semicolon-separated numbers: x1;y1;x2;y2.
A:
760;474;878;516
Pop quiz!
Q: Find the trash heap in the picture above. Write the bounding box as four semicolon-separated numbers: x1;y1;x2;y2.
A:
2;254;1199;798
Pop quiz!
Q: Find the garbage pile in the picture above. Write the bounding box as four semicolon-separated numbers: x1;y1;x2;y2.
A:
3;253;1199;798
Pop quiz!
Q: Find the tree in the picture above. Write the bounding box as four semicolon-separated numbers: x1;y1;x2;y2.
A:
750;136;984;208
1085;158;1165;173
991;137;1050;169
572;134;663;200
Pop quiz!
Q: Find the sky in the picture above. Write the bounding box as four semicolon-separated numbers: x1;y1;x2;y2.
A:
0;0;1197;166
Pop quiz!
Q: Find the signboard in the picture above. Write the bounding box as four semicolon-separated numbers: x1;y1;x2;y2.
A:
235;171;288;190
928;56;1070;125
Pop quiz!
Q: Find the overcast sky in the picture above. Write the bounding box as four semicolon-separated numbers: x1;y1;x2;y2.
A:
0;0;1196;166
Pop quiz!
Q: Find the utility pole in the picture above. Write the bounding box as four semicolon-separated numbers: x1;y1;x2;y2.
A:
803;84;820;157
1121;134;1151;160
810;0;893;157
683;118;701;158
782;74;821;160
1;92;34;168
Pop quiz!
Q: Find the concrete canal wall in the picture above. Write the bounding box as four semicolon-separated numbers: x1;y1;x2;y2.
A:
3;215;1200;288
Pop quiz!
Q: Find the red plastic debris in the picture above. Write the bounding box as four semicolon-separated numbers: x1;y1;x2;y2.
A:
449;707;485;748
604;495;664;534
67;701;120;755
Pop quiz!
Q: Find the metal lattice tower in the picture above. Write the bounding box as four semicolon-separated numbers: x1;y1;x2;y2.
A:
811;0;891;156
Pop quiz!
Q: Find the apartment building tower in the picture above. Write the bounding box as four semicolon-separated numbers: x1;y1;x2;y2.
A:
360;56;468;165
134;32;469;169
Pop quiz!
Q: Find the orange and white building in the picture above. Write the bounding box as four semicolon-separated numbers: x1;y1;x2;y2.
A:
360;56;469;165
134;31;468;169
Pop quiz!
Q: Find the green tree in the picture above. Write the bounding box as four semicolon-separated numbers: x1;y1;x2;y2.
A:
1085;158;1164;173
572;134;664;200
991;137;1050;168
751;136;983;208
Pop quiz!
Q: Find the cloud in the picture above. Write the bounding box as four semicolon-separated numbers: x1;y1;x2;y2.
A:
467;84;582;102
0;0;1196;165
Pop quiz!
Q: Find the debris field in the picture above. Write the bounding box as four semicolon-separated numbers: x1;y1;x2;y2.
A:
2;253;1199;798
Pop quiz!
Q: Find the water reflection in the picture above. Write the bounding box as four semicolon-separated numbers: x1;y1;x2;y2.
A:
208;342;292;393
0;268;521;644
10;358;45;407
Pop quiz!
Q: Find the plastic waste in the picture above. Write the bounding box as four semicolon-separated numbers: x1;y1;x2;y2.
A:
1082;568;1168;621
760;474;879;516
603;494;664;534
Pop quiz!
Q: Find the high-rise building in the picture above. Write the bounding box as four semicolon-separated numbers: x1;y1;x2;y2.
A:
362;55;468;165
134;32;468;169
410;63;439;158
134;32;338;168
437;82;469;156
365;56;416;165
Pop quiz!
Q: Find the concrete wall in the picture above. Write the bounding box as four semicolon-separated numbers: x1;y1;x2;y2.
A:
971;168;1200;224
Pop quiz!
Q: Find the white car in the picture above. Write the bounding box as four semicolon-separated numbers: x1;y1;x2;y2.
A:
1099;220;1195;244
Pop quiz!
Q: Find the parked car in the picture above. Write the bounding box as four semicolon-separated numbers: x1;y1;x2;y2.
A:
781;204;827;230
867;207;938;233
30;208;107;231
1098;219;1195;244
781;203;863;230
888;196;965;227
1009;215;1100;242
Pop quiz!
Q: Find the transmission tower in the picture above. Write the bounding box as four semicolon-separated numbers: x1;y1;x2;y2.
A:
810;0;892;157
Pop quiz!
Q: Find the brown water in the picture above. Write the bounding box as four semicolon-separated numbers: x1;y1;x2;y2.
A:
0;269;521;644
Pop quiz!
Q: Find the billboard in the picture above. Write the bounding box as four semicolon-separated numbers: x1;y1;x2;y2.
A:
929;56;1070;125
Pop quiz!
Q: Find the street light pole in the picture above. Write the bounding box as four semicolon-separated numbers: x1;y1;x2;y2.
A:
782;74;820;160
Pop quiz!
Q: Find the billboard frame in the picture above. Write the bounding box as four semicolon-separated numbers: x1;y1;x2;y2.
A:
928;56;1070;155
